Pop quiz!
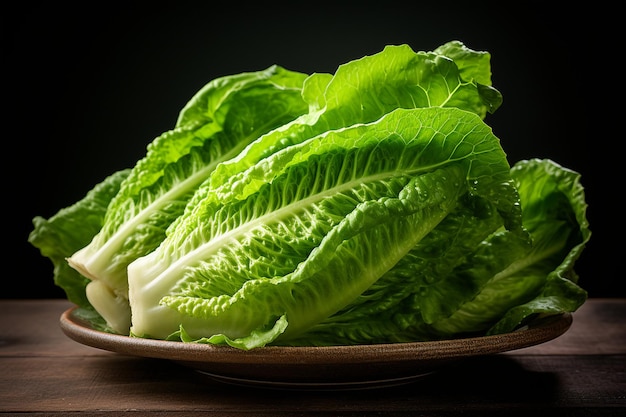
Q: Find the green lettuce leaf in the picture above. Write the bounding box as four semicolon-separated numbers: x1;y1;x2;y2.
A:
66;66;310;333
28;41;590;350
208;41;502;191
127;106;520;348
484;158;590;333
280;160;589;345
28;170;129;319
427;158;589;336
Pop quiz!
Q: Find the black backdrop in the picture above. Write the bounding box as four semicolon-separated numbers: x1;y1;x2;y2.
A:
6;3;620;298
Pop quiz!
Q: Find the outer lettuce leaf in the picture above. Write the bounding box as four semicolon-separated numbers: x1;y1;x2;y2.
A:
426;158;589;336
208;41;502;191
28;169;129;329
281;160;589;345
484;158;590;333
66;66;309;333
127;106;521;348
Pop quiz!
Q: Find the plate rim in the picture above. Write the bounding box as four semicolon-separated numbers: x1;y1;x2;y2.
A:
59;306;572;365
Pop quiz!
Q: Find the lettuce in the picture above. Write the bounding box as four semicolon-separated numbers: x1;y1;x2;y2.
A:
208;41;501;190
286;159;588;345
28;170;130;332
128;106;522;346
29;41;590;349
64;66;311;333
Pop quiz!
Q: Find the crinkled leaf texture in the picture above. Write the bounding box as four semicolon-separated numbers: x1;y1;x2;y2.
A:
285;159;589;346
209;42;501;190
28;41;590;350
420;159;589;337
59;40;502;335
66;66;310;333
127;106;521;349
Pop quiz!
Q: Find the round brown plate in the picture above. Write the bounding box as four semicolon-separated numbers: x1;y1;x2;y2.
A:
60;307;571;390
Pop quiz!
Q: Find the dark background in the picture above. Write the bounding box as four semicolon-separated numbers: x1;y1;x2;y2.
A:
5;3;620;298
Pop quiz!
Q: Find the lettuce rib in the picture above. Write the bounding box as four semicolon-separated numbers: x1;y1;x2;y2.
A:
67;66;310;333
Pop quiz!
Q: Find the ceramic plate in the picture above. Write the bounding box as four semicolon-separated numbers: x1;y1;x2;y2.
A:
60;307;571;390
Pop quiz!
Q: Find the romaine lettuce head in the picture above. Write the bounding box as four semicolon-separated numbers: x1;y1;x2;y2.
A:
127;106;523;349
58;40;504;334
28;41;590;350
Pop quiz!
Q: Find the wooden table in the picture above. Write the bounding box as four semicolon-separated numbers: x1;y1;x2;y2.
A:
1;298;624;415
